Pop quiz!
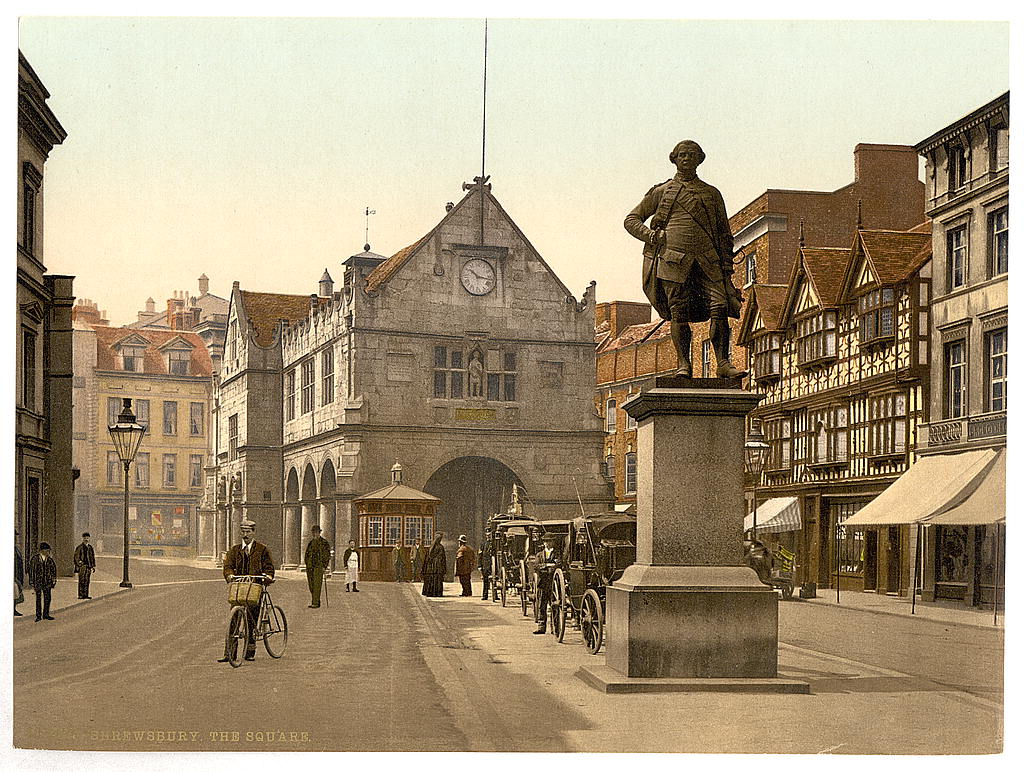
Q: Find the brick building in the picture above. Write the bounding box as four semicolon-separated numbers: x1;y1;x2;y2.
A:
71;309;214;558
17;51;76;573
206;179;612;569
597;144;926;504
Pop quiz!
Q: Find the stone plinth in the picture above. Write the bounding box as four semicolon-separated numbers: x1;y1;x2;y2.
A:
586;382;798;688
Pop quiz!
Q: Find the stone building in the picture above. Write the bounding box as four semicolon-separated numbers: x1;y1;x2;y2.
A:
128;274;230;374
738;223;932;593
205;179;612;567
71;308;214;558
597;144;926;504
845;93;1008;608
17;51;76;573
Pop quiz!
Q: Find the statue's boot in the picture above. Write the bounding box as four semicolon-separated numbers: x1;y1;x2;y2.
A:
711;317;748;379
670;320;692;378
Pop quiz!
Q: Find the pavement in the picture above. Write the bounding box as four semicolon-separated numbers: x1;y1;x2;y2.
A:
11;556;1004;755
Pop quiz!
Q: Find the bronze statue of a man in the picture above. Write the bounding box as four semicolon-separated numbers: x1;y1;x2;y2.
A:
624;140;746;379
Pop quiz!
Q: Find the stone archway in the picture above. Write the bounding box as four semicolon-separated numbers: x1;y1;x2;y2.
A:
424;457;524;564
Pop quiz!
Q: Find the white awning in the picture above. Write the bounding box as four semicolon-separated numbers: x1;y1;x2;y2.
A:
744;497;801;534
843;448;997;526
926;450;1005;526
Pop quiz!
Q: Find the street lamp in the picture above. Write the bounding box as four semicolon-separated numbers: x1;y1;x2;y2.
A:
744;420;769;537
108;398;147;588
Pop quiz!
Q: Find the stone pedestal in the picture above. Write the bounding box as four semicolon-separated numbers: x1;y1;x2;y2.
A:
581;379;806;693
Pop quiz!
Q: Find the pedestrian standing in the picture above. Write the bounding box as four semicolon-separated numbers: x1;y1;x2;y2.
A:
421;532;446;597
74;532;96;599
15;529;25;617
28;542;58;622
392;542;409;582
455;535;475;597
304;525;332;608
410;537;426;580
343;540;360;592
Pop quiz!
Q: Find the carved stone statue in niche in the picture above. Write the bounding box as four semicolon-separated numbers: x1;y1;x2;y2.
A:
468;350;484;398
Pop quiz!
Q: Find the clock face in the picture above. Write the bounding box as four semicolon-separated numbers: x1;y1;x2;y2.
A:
460;258;496;295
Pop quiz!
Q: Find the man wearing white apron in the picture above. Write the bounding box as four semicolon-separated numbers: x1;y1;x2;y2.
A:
343;540;360;592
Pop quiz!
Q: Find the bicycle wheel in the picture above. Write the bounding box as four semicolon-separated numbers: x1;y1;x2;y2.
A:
225;606;248;668
262;604;289;658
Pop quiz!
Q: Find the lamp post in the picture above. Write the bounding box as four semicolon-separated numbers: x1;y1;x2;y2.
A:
744;420;769;538
108;398;147;588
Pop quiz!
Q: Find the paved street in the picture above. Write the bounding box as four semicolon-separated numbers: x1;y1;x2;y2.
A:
13;556;1003;753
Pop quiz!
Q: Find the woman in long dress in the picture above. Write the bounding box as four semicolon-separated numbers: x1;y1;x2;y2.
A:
343;540;360;592
421;532;446;597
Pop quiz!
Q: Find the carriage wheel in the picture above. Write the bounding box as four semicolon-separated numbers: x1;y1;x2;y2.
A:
500;567;508;606
580;589;604;655
552;570;567;642
519;561;529;617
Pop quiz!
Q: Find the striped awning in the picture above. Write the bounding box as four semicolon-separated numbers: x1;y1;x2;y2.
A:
744;497;801;534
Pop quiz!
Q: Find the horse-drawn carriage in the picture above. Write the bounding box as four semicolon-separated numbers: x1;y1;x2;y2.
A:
548;513;637;654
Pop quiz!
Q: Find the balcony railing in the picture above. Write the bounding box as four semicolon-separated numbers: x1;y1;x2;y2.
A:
923;410;1006;447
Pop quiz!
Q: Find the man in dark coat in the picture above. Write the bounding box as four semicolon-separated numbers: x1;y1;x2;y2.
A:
15;530;25;616
624;140;746;379
304;525;332;608
532;532;563;634
421;532;446;597
219;519;276;661
455;535;475;597
74;532;97;599
28;542;58;622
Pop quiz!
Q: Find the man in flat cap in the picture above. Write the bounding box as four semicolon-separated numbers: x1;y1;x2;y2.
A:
304;524;332;608
220;519;275;661
28;542;58;622
624;140;746;379
454;534;476;597
74;532;96;599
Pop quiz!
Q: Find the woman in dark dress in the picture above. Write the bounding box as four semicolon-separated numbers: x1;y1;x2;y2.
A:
421;532;446;597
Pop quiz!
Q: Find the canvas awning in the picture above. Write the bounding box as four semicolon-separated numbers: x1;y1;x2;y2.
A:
925;450;1006;526
843;448;997;526
744;497;801;534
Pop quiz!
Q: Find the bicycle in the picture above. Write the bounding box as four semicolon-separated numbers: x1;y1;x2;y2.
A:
224;574;288;667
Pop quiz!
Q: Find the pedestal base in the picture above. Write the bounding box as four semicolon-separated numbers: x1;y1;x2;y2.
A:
606;564;780;679
576;664;809;694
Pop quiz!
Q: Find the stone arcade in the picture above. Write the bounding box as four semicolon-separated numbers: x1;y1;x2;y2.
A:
202;179;612;567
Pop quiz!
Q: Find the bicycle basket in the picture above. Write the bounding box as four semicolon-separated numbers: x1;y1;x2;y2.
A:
228;580;263;607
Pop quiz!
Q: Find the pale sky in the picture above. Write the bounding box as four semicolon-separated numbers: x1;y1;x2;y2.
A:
18;17;1010;326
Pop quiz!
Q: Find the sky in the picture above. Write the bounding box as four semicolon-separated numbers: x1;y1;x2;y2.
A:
17;16;1010;327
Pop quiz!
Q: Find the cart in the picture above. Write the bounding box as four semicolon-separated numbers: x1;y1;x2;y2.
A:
550;514;637;653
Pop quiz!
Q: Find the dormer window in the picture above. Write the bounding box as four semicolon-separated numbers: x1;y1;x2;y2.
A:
751;332;782;382
796;311;837;368
122;346;145;372
858;287;895;345
168;349;191;375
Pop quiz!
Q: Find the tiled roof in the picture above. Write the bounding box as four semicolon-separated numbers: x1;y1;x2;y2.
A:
353;483;441;503
799;247;849;307
239;290;324;347
857;229;933;284
597;319;669;353
92;325;213;377
750;285;789;330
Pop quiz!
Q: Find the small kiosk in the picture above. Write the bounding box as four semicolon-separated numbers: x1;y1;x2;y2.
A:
353;462;441;582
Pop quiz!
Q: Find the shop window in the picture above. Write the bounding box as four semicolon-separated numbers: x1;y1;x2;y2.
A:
987;328;1007;412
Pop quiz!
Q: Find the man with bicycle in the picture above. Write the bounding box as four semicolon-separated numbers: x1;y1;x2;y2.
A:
219;519;275;661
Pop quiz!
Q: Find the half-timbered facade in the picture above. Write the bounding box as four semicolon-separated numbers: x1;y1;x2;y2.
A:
739;225;932;593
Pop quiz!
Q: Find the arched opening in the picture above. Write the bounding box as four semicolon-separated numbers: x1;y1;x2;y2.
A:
423;457;524;560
